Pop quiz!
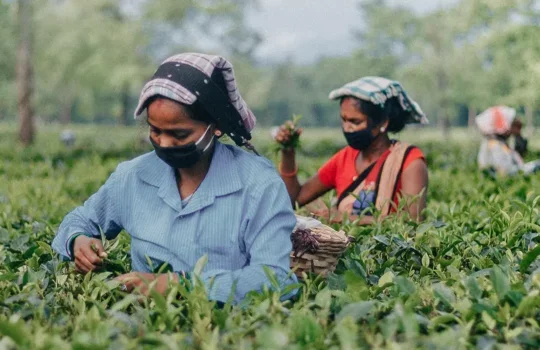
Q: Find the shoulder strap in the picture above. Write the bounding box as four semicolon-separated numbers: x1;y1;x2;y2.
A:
336;161;376;207
374;142;415;216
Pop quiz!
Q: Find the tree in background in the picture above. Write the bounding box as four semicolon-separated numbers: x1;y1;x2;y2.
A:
1;0;539;131
488;22;540;134
0;2;17;122
1;0;259;127
34;0;153;125
354;0;538;135
17;0;34;145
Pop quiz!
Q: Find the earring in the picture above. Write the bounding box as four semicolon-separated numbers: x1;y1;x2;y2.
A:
380;127;386;133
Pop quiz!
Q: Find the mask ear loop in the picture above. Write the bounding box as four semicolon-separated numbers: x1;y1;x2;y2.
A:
202;135;215;152
195;124;216;153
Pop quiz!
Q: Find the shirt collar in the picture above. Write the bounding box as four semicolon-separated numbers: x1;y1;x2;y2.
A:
136;142;243;212
195;141;243;197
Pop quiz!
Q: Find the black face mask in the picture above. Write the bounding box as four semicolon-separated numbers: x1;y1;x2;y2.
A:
343;124;377;151
150;125;215;169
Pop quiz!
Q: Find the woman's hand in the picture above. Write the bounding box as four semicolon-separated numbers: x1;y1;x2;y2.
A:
73;235;108;273
115;272;179;296
274;117;332;207
273;120;302;150
310;207;329;218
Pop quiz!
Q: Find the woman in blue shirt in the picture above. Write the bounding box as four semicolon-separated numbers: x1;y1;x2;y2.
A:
52;53;297;303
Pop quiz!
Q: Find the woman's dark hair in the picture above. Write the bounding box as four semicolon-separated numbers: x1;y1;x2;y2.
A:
342;96;407;133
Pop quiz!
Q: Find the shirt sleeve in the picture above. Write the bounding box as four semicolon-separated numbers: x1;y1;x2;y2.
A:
199;178;297;304
51;166;125;260
317;151;340;188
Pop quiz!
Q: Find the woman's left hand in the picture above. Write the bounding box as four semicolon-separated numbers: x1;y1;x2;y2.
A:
115;272;178;296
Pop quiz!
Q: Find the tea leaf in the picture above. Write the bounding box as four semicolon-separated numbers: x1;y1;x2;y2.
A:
336;301;375;323
378;271;395;287
519;246;540;274
0;319;29;347
490;266;510;301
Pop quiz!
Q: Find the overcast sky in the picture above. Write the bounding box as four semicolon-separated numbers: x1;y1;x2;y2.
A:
246;0;457;64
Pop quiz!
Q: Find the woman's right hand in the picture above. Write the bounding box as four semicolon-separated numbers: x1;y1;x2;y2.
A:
73;235;108;273
274;120;302;150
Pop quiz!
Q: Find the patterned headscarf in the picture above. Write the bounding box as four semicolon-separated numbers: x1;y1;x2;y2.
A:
135;53;257;136
475;106;516;136
328;76;428;125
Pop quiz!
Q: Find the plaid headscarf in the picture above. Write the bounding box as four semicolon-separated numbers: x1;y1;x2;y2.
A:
328;76;428;125
475;106;516;136
135;53;256;133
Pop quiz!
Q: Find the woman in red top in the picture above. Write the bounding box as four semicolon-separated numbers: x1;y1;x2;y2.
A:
275;77;429;224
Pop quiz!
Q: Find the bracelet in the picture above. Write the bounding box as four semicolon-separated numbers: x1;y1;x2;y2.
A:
279;164;298;177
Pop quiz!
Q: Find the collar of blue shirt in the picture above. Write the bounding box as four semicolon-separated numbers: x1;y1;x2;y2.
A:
136;141;243;215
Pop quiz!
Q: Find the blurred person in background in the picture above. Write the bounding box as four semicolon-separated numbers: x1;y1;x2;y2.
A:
60;129;76;147
476;106;539;176
274;77;429;225
52;53;297;304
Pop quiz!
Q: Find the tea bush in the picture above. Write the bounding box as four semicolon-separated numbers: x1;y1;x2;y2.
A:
0;125;538;349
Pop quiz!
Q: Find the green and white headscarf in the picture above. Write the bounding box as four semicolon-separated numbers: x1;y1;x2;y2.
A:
329;76;429;125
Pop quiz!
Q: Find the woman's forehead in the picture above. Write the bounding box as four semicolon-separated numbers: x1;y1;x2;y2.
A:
340;98;367;119
147;98;198;127
148;98;187;115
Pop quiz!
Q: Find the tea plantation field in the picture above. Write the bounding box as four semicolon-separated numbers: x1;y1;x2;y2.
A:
0;124;539;349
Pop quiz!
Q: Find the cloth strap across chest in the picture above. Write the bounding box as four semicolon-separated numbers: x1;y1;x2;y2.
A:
336;141;414;217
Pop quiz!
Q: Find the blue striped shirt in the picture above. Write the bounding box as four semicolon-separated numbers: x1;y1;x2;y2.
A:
52;142;297;303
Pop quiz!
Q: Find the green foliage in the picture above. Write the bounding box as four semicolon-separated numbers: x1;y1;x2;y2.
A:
0;0;258;125
250;0;540;128
0;125;539;348
2;0;540;128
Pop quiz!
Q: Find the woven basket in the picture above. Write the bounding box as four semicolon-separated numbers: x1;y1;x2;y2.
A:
290;216;351;278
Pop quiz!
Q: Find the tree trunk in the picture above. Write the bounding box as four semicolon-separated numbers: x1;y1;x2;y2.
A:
118;83;130;125
524;104;534;137
468;106;476;128
441;116;451;139
60;99;73;124
17;0;34;146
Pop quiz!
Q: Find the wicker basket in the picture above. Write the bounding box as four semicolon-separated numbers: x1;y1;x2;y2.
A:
290;216;351;278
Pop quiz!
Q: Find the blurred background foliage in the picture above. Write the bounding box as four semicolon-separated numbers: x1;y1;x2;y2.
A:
0;0;539;132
